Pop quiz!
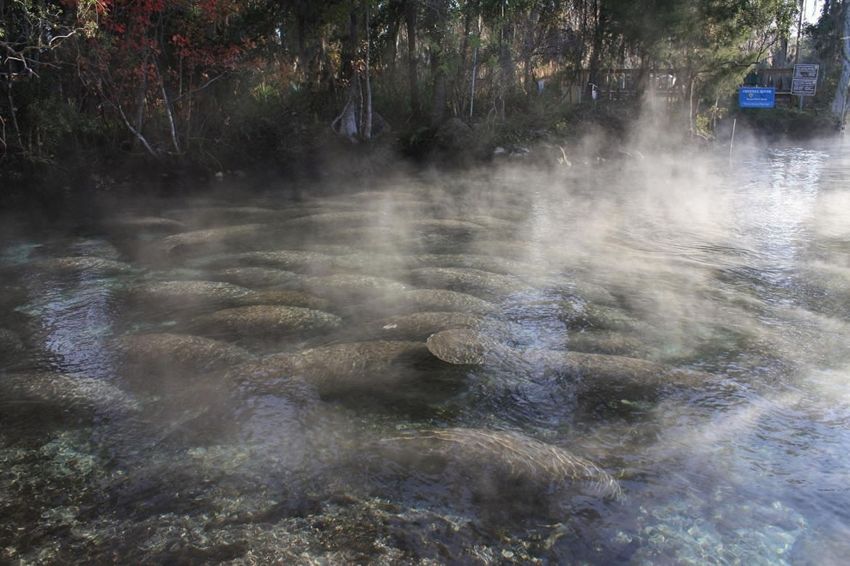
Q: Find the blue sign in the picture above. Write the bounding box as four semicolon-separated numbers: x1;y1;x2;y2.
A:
739;87;775;108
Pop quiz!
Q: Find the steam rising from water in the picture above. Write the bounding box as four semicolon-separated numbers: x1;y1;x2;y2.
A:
1;138;850;563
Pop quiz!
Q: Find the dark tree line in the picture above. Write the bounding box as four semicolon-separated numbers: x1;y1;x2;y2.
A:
0;0;806;169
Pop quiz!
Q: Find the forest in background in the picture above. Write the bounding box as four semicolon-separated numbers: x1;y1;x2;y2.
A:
1;0;847;196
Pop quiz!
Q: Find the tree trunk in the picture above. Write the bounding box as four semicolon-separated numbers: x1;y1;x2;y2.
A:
470;12;481;118
404;0;422;120
133;53;149;152
831;2;850;119
332;78;361;140
364;1;372;140
428;0;449;127
587;0;603;100
383;0;402;88
340;1;359;86
154;57;181;155
497;0;514;122
4;60;22;152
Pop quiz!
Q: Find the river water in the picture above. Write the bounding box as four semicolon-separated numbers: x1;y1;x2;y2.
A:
1;143;849;564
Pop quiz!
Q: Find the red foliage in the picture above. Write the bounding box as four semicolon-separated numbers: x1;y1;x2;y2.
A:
73;0;254;148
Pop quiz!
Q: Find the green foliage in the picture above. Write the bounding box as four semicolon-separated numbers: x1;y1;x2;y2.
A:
0;0;822;177
694;113;712;138
733;105;839;138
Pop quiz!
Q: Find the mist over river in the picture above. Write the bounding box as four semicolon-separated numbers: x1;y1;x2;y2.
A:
1;142;849;564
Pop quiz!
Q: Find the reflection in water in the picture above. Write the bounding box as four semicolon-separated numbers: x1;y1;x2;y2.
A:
1;144;849;563
23;276;120;379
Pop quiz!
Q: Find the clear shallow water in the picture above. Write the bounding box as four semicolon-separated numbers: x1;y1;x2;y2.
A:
1;143;849;564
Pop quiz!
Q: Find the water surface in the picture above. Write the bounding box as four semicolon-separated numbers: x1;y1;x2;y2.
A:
1;144;849;564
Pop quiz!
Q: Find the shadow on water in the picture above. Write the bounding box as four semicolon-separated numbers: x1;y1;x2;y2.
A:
2;143;850;563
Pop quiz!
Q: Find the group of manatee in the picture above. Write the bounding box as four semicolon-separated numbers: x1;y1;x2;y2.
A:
0;188;732;514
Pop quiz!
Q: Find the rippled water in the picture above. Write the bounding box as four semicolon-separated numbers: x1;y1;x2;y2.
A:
1;143;849;564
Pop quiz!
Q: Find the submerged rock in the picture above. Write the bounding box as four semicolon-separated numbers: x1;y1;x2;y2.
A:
371;427;623;501
187;305;342;342
228;341;440;396
115;332;254;381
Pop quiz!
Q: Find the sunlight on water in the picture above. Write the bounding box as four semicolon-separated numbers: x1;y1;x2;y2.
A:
1;143;849;564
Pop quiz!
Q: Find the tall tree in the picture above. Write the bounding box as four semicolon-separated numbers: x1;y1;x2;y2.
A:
404;0;423;119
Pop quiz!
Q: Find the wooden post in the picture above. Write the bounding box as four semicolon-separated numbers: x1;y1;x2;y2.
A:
729;118;737;159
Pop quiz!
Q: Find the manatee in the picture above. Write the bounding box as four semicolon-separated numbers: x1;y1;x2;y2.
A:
187;305;342;342
234;290;333;312
374;199;449;218
101;216;186;236
530;276;621;306
410;267;535;301
301;289;498;321
280;211;385;230
115;333;254;380
304;244;371;256
314;226;420;252
527;349;718;391
154;224;272;258
564;329;654;359
326;189;423;204
122;280;254;316
465;214;525;234
0;372;140;422
469;239;549;261
39;238;123;261
350;311;488;342
228;341;438;396
304;274;409;304
193;250;339;275
507;299;641;332
164;206;297;228
371;428;623;501
25;256;134;277
426;327;496;365
408;253;532;277
206;267;308;290
407;219;488;238
426;328;720;395
323;252;409;277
